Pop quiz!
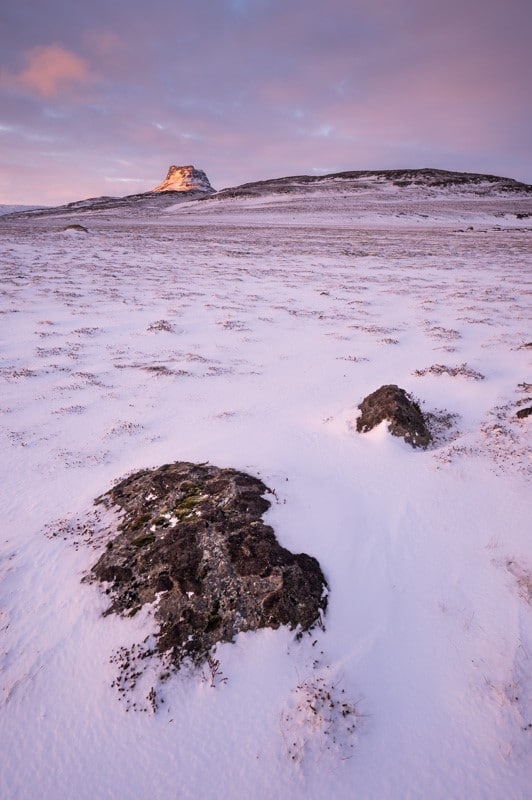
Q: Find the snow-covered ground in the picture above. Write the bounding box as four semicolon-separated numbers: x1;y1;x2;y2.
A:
1;182;531;799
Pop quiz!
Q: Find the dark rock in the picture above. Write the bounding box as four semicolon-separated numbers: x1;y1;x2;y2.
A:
356;384;431;448
88;462;327;667
516;406;532;419
64;223;88;233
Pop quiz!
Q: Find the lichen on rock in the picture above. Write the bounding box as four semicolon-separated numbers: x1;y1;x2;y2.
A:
87;461;327;668
356;384;431;448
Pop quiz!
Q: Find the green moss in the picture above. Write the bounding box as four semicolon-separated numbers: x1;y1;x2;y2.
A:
129;512;152;530
179;494;200;510
132;533;156;548
173;489;205;520
179;481;200;493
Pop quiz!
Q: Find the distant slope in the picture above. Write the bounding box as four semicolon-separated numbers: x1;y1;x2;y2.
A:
0;189;209;220
2;168;530;222
1;163;214;221
0;204;46;216
208;168;532;201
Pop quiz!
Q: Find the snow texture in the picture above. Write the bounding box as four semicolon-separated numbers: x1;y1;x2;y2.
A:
0;171;531;799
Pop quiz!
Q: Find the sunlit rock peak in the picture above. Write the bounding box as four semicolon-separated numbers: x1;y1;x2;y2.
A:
151;165;214;193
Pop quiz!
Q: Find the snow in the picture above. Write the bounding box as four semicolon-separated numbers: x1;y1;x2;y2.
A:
0;181;531;799
166;185;532;231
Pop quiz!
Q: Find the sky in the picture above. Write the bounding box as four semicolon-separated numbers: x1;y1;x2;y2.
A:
1;0;531;205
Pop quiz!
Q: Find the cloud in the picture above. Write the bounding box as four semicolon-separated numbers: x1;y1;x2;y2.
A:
83;31;122;57
0;0;530;204
2;44;94;98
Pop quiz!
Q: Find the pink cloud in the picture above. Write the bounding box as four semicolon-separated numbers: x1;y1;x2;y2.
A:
83;31;122;57
4;44;94;98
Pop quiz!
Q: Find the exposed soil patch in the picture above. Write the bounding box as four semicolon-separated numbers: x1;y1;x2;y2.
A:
356;384;431;448
413;362;485;381
87;462;327;668
436;383;532;476
147;319;175;332
506;559;532;604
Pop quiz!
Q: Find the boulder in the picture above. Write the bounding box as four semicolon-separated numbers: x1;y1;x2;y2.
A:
356;384;431;448
88;462;327;667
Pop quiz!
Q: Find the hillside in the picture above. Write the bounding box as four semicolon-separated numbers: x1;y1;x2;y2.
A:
2;166;531;225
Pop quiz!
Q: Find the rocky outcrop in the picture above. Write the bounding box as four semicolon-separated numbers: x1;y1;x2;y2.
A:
356;384;431;448
151;165;214;193
88;462;327;667
63;223;88;233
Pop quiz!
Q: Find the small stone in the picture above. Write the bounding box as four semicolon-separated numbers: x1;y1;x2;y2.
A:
64;223;88;233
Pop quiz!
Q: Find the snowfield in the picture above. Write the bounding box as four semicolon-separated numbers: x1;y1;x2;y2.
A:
1;178;531;799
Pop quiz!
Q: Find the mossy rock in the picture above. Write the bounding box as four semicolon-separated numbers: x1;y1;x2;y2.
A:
88;461;328;669
132;533;156;548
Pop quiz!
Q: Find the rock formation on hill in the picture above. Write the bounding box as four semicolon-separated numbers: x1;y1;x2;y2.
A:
151;165;214;193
